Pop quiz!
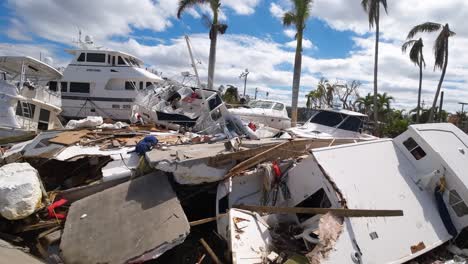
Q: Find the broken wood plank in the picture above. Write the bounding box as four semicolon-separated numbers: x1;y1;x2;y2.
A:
189;214;227;227
233;205;403;217
14;220;62;233
48;130;90;146
224;139;339;178
81;135;114;146
199;238;223;264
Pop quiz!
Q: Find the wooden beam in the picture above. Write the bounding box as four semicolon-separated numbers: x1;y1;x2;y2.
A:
233;205;403;217
224;139;341;178
189;214;226;227
199;238;223;264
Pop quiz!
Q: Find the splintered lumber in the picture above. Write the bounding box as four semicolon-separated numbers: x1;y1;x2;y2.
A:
225;139;342;178
48;130;90;145
233;205;404;217
199;238;223;264
189;213;227;227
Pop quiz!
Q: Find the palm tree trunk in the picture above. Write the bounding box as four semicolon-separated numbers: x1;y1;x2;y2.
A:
372;5;380;134
291;28;303;127
416;53;422;123
207;26;218;90
428;38;448;123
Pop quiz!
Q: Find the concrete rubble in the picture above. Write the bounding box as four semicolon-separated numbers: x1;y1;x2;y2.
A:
0;163;43;220
0;120;467;264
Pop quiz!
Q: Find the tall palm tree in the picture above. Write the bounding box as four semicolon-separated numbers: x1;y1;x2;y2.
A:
177;0;228;90
407;22;455;122
283;0;313;126
305;90;319;109
361;0;388;129
402;38;425;123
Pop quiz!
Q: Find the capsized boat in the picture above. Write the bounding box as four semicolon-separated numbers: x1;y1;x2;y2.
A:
217;123;468;263
287;108;376;140
228;100;291;130
0;56;63;138
132;80;251;137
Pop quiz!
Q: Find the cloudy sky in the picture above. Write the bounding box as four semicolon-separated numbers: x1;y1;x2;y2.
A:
1;0;467;112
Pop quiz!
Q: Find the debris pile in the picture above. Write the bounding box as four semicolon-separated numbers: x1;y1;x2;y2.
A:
0;121;467;263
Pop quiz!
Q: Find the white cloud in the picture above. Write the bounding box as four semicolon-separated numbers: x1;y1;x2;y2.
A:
285;39;315;50
284;29;296;38
222;0;261;15
269;3;286;20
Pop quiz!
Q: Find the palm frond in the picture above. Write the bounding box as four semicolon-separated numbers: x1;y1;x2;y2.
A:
218;23;228;34
407;22;441;39
434;28;448;70
401;40;417;53
177;0;208;18
283;11;297;27
380;0;388;14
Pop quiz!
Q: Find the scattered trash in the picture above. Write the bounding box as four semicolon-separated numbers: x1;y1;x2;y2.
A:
65;116;103;129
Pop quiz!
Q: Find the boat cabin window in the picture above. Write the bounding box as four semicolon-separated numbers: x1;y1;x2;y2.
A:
61;82;68;92
118;56;126;65
38;109;50;131
338;116;363;132
86;53;106;63
139;82;143;90
16;102;36;119
208;94;223;111
273;103;285;111
1;72;6;80
250;100;275;109
70;82;90;93
295;188;331;223
449;190;468;217
125;81;136;90
112;56;116;66
48;81;58;92
146;82;153;88
403;137;426;160
77;53;85;62
107;54;111;64
309;111;345;127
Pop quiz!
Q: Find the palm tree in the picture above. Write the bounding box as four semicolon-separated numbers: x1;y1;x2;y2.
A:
305;90;319;109
377;92;394;120
355;93;374;115
402;38;425;123
407;22;455;122
361;0;388;129
283;0;313;126
177;0;228;90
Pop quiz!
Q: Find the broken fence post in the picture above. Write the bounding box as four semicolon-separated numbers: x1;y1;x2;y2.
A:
233;205;403;217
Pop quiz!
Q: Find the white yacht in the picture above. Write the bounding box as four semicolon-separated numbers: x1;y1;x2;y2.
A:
58;36;164;121
228;100;291;130
287;108;376;140
0;56;63;139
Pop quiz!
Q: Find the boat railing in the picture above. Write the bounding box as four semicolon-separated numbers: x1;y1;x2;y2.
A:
20;86;62;108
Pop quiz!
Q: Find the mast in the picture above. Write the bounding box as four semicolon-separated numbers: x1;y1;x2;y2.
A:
184;35;201;88
184;35;207;110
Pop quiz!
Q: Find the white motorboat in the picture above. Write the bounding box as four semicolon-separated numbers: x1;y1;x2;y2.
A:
217;123;468;263
58;36;164;121
0;56;63;139
287;108;376;140
228;100;291;130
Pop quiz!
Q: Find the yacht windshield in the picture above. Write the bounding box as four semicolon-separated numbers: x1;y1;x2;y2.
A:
338;116;363;132
308;111;364;131
309;111;346;127
250;101;274;109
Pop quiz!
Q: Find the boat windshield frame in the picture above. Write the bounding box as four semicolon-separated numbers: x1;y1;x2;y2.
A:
307;110;365;132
